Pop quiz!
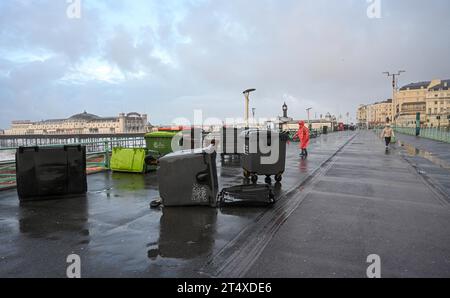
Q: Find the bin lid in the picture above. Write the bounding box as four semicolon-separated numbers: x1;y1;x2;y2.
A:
145;131;179;138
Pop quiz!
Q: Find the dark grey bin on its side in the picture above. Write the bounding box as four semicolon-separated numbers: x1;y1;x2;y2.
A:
158;150;218;207
16;145;87;201
241;130;288;182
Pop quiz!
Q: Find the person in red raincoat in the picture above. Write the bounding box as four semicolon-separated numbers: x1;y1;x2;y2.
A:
294;121;310;157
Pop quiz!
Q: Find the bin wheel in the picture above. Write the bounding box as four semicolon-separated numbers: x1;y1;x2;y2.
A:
275;174;283;182
265;176;272;184
251;175;258;183
244;170;251;178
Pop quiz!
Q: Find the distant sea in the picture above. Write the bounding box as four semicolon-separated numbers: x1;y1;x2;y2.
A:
0;150;14;162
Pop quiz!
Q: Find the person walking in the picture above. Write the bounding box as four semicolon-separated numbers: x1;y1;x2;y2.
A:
294;121;310;157
381;123;395;150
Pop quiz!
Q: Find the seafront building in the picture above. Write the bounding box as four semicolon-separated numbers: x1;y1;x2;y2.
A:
4;111;149;135
357;79;450;128
276;103;337;131
356;100;392;128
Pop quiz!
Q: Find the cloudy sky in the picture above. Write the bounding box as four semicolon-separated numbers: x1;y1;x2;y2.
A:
0;0;449;128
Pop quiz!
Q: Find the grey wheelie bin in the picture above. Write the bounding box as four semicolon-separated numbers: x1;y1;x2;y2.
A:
241;130;289;183
158;149;218;207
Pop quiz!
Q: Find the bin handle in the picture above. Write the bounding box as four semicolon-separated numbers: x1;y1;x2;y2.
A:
196;169;209;184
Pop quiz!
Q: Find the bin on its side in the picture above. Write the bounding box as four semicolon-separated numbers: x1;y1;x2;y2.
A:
158;150;218;207
16;145;87;201
110;147;147;173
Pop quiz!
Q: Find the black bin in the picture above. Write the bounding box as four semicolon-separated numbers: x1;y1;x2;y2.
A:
16;145;87;201
323;126;328;134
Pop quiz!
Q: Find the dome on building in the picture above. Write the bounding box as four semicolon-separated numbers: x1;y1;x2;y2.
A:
69;111;101;121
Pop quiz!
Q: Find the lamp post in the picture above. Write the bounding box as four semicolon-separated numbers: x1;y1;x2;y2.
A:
383;70;406;126
306;107;312;129
243;89;256;128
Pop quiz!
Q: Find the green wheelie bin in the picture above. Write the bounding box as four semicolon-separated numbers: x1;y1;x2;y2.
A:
110;147;148;173
144;131;179;156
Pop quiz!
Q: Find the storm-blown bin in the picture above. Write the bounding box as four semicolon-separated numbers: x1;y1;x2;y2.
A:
16;145;87;201
145;131;179;156
110;147;148;173
158;150;218;207
145;129;204;156
241;130;289;183
204;127;244;161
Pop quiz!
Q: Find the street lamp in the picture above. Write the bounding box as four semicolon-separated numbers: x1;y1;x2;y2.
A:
243;89;256;127
306;107;312;128
383;70;406;125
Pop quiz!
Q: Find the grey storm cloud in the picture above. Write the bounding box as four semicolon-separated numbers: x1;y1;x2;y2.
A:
0;0;449;128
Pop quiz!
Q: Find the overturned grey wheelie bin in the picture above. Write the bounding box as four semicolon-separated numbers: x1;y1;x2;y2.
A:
241;129;289;184
158;149;218;207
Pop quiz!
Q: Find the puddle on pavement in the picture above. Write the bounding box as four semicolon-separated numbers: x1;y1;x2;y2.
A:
399;141;450;170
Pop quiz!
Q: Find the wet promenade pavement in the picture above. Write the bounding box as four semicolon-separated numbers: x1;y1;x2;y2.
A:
2;130;448;278
246;131;450;278
394;133;450;197
0;132;354;278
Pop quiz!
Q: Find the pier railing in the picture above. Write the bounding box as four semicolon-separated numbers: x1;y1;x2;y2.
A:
372;126;450;144
0;136;146;190
393;126;450;143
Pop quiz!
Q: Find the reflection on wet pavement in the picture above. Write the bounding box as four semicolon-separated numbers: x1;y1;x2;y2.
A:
399;141;450;170
149;207;218;260
19;198;89;241
299;158;309;173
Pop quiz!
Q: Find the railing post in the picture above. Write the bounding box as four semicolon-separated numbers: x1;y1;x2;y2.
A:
104;141;110;169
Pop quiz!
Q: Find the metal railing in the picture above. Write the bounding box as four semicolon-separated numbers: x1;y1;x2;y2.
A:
0;136;145;190
393;126;450;143
372;126;450;143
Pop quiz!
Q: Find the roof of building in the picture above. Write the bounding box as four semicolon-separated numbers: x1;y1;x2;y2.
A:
69;111;101;121
429;79;450;91
399;81;431;91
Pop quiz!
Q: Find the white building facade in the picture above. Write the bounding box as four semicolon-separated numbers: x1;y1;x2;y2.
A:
5;112;148;135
